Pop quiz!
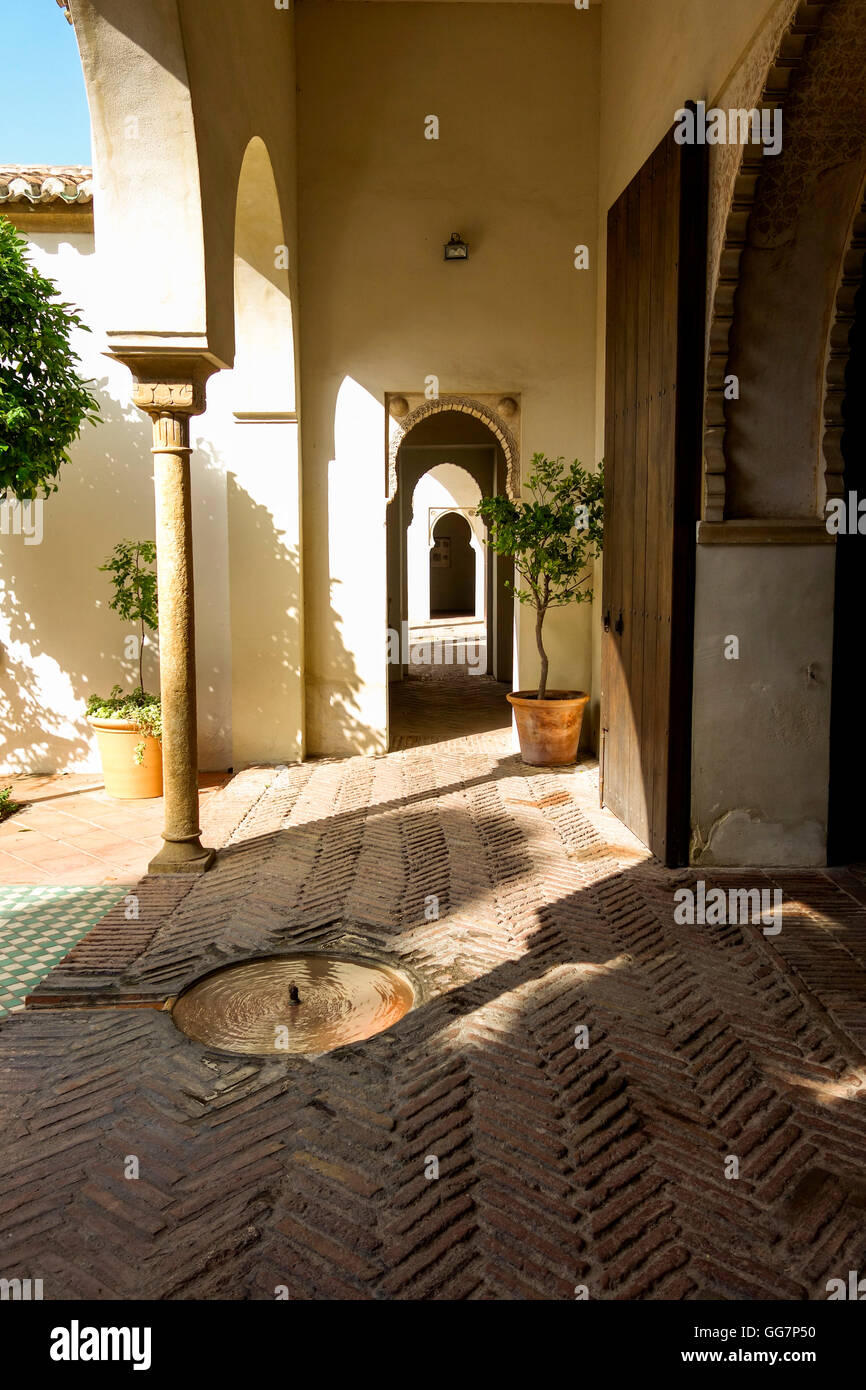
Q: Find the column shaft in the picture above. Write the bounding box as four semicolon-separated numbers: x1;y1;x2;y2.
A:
120;358;217;873
147;411;213;871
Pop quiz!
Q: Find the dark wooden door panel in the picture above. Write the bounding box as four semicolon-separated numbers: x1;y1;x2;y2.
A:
601;115;707;866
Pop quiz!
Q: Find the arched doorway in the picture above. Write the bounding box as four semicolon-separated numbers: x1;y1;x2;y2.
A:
430;513;476;618
406;462;486;625
385;406;514;746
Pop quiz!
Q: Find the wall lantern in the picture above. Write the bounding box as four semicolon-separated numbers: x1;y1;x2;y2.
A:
443;232;468;261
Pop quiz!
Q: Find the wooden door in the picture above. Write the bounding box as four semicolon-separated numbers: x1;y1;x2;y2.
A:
600;116;707;866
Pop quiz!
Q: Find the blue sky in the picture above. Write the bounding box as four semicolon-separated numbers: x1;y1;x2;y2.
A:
0;1;92;165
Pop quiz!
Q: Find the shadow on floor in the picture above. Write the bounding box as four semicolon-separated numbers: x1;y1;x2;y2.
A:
389;675;512;749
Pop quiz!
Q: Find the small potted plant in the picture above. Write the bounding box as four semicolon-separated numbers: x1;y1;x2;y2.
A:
477;453;604;766
86;540;163;798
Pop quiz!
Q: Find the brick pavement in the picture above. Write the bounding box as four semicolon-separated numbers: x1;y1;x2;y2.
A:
1;679;866;1299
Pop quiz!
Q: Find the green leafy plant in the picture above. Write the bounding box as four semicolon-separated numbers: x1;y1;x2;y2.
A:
88;542;160;762
0;786;22;822
477;453;604;699
86;686;162;765
98;540;158;692
0;216;101;500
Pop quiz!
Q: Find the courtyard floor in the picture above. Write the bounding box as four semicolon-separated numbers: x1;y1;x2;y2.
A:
0;772;229;886
2;677;866;1299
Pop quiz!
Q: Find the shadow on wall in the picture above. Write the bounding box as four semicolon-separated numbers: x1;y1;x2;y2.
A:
0;379;158;774
309;571;377;757
301;373;387;758
0;379;365;775
223;464;307;768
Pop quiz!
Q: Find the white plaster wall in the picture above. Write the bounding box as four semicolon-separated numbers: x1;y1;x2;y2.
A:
297;0;600;753
407;465;483;624
225;415;304;768
226;136;305;769
0;228;236;773
71;0;212;358
691;544;835;866
598;0;785;216
303;375;390;756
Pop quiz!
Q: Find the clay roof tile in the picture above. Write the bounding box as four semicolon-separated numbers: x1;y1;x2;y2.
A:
0;166;93;205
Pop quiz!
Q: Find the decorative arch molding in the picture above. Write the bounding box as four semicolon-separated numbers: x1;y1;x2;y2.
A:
388;394;520;503
702;0;836;521
821;187;866;507
428;506;484;548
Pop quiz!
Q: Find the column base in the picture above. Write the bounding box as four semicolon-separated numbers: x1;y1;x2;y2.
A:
148;839;216;875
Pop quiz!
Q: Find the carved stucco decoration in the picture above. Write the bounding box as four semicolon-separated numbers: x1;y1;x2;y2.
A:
119;354;218;422
387;393;521;502
131;378;208;417
748;1;866;250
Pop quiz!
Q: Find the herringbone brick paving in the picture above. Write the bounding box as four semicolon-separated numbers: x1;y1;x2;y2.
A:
2;679;866;1299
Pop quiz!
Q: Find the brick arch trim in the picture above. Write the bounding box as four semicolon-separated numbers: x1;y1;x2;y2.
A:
388;396;520;503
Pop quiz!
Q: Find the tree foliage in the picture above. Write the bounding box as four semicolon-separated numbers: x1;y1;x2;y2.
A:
98;540;158;694
0;215;100;500
477;453;604;698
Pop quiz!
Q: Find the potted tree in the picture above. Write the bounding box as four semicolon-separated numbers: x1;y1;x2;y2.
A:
477;453;604;766
86;540;163;798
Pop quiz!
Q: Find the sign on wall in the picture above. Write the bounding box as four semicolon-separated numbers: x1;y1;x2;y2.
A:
431;537;451;568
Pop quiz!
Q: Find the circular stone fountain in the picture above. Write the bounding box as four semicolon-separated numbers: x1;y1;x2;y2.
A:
171;954;415;1056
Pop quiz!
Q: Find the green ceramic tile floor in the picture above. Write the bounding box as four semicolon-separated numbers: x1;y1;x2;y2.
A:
0;886;125;1018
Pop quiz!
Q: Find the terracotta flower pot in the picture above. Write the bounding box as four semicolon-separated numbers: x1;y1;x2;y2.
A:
88;717;163;799
506;690;590;767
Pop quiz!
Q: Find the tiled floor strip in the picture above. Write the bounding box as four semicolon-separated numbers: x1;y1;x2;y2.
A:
0;887;127;1016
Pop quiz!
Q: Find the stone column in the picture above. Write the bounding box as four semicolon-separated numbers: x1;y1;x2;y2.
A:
127;358;217;873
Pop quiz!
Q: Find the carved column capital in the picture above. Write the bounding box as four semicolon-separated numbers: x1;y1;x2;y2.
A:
114;354;218;421
132;377;207;417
